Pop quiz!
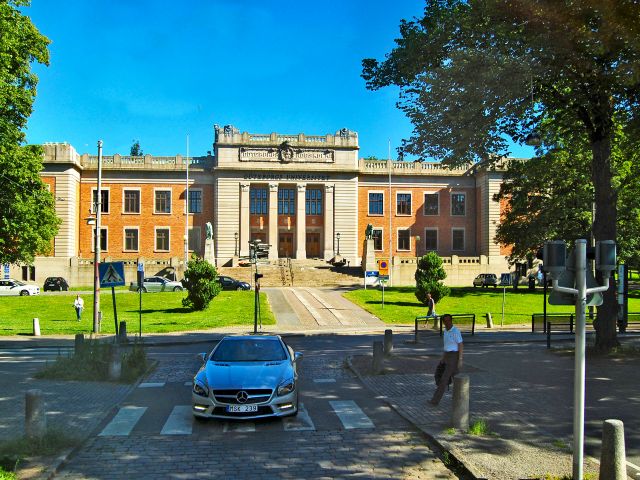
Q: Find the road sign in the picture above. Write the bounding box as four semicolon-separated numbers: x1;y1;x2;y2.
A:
379;275;389;281
365;271;379;278
99;262;126;287
500;273;512;286
377;259;389;276
137;262;144;273
2;264;9;280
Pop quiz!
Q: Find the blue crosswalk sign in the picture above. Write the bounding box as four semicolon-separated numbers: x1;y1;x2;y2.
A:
99;262;126;287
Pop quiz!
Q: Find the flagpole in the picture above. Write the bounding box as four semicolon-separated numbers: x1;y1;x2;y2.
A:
388;139;392;287
184;135;190;273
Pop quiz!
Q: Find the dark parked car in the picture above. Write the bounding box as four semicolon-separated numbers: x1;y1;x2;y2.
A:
472;273;498;288
217;276;251;291
43;277;70;291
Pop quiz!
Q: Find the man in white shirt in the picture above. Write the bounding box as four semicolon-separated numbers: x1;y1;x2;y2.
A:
73;295;84;321
429;313;463;406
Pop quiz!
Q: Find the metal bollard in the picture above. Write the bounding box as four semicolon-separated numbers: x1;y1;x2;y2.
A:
119;321;127;343
108;345;122;380
383;329;393;356
486;312;493;328
451;375;470;431
600;419;626;480
33;317;41;336
74;333;85;355
25;389;46;439
372;341;384;375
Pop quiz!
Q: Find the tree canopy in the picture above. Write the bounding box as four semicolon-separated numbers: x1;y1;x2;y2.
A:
0;0;59;265
362;0;640;351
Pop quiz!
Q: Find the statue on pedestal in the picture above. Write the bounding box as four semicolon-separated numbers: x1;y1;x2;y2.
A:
365;223;373;240
205;222;213;240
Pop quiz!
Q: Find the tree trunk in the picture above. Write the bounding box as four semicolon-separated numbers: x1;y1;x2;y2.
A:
590;131;619;352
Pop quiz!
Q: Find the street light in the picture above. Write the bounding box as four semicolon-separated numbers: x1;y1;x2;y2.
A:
415;235;421;259
336;232;341;256
92;140;103;334
234;232;239;257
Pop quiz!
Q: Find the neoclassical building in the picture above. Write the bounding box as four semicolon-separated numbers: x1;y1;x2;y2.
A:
18;125;512;285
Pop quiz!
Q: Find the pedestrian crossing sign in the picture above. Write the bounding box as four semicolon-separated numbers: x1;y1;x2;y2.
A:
99;262;126;287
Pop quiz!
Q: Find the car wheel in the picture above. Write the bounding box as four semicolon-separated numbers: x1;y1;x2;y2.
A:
20;290;29;296
173;286;183;292
473;284;477;288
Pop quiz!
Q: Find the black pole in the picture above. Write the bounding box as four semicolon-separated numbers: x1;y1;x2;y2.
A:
543;270;548;332
139;285;142;337
112;286;118;336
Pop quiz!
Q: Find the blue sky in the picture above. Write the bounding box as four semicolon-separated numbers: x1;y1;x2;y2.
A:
24;0;534;160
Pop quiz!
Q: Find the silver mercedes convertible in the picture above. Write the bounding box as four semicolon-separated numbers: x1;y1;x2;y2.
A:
192;335;302;420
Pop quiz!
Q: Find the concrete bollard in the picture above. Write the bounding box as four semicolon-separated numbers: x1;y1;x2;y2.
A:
32;318;40;336
486;313;493;328
600;419;626;480
118;321;127;343
383;329;393;356
25;389;46;439
372;341;384;375
432;315;440;330
451;375;470;431
74;333;85;355
108;345;122;380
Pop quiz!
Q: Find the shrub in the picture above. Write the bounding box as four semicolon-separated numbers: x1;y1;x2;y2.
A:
181;256;221;311
415;252;450;305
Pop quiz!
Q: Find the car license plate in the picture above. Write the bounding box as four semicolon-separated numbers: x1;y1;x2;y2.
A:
227;405;258;413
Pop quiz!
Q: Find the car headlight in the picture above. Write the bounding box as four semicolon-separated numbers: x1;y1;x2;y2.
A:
193;380;208;397
277;378;295;396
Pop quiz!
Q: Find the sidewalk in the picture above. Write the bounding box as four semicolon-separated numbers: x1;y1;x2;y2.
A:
347;330;640;480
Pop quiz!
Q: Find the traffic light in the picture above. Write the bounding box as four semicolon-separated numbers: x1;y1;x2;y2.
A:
254;273;263;282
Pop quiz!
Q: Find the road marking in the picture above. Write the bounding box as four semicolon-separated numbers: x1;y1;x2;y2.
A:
290;289;328;325
223;421;255;433
283;403;315;431
330;400;374;429
139;382;165;388
99;406;147;436
160;406;193;435
313;378;336;383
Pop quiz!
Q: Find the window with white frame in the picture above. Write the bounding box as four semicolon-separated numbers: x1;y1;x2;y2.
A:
188;227;201;252
155;228;170;251
92;228;108;252
451;193;466;216
397;228;411;251
155;190;172;214
372;228;383;251
91;189;109;214
424;228;438;251
423;193;439;216
396;193;411;215
189;190;202;214
123;189;140;214
452;228;465;251
368;192;384;215
124;228;139;251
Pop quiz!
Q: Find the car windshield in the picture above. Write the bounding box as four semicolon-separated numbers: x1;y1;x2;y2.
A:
13;281;25;286
212;339;287;362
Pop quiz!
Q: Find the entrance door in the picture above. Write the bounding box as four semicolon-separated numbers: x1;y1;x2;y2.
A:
306;233;321;258
278;233;293;258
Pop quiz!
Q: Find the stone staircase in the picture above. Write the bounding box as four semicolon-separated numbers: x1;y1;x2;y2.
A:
217;259;362;287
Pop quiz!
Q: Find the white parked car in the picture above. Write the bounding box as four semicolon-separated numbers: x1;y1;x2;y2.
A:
0;279;40;296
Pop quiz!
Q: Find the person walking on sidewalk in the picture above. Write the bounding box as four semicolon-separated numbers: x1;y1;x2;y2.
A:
73;295;84;321
430;313;463;406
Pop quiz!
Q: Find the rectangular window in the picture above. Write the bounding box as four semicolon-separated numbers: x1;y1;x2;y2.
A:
155;190;171;214
92;228;108;252
423;193;439;216
124;228;139;251
278;188;295;215
92;189;109;214
425;229;438;251
452;228;465;251
250;188;268;215
305;188;323;215
451;193;466;216
155;228;170;251
123;190;140;214
189;190;202;214
397;229;410;251
188;227;201;252
396;193;412;215
372;228;383;251
368;192;384;215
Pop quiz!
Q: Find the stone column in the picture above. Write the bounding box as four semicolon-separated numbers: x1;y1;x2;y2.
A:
268;183;278;260
323;184;335;260
295;183;307;259
239;183;250;257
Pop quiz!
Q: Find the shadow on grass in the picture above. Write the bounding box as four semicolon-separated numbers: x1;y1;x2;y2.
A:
135;307;192;314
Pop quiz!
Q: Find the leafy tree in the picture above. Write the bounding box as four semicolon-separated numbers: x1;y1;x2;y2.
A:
362;0;640;351
415;252;450;306
130;140;143;156
0;0;59;265
181;256;221;311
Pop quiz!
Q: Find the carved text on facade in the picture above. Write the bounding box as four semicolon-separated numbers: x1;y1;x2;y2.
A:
239;147;334;163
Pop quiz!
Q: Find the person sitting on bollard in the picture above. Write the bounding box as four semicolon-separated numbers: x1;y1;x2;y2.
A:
429;313;463;406
73;295;84;321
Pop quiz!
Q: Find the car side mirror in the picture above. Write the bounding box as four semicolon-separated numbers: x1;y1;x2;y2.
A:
197;353;207;363
294;352;303;362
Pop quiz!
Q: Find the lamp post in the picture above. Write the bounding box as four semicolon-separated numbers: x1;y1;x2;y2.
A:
336;232;341;256
234;232;239;257
92;140;103;334
415;235;421;259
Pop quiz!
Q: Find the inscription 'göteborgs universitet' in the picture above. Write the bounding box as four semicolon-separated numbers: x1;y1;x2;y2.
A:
243;173;330;181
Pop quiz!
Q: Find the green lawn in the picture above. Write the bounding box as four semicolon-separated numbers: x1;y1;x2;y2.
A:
0;291;274;336
344;286;640;325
